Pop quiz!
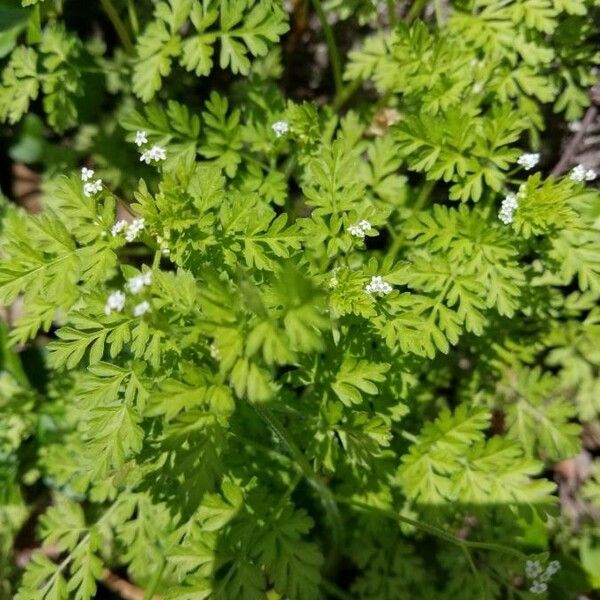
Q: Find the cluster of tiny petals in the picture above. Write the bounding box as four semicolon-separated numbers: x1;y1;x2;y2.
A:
127;271;152;294
271;120;289;137
135;130;148;147
365;275;393;296
81;167;94;181
210;343;220;360
125;218;145;242
111;220;128;236
570;164;597;182
526;560;560;595
133;300;151;317
348;219;373;238
83;179;103;198
104;290;126;315
498;192;518;225
517;152;540;170
140;145;166;164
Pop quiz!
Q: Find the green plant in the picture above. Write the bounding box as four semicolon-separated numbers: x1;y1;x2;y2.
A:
1;0;600;598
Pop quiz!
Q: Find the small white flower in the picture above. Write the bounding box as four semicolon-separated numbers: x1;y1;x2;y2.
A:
365;275;393;296
126;271;152;294
545;560;560;576
272;120;289;138
498;192;518;225
133;300;150;317
125;218;145;242
348;224;366;238
104;290;126;315
210;343;220;360
83;179;103;198
348;220;374;238
81;167;94;181
134;130;148;147
525;560;543;579
530;580;547;594
517;153;540;170
568;120;582;132
140;145;166;164
111;220;128;236
570;164;596;182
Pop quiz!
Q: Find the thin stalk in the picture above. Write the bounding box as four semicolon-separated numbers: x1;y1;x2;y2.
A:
332;78;362;111
460;543;487;600
143;559;166;600
434;0;445;26
335;496;529;561
414;178;435;210
405;0;429;22
311;0;343;96
99;0;134;54
252;403;344;573
127;0;139;35
387;0;397;26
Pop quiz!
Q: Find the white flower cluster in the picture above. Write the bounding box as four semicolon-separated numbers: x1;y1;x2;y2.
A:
209;343;220;360
80;167;103;198
110;217;145;242
125;218;145;242
133;300;151;317
348;220;373;238
134;130;148;147
570;164;597;182
525;559;560;595
126;271;152;294
517;152;540;170
498;192;518;225
104;273;152;317
133;130;166;164
365;275;393;296
104;290;126;315
272;120;289;138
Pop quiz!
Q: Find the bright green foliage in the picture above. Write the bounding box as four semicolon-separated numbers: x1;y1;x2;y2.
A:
1;1;600;599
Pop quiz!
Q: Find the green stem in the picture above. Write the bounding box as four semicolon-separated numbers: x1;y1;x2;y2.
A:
99;0;134;54
252;404;344;572
311;0;343;96
143;560;166;600
127;0;139;35
332;77;362;110
434;0;445;26
387;0;397;25
414;178;435;210
405;0;429;22
335;496;529;561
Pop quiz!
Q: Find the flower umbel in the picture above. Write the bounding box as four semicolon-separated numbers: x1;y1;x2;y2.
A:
111;220;128;236
81;167;94;181
272;120;289;137
83;179;103;198
133;301;151;317
140;145;166;164
517;153;540;170
134;130;148;147
127;271;152;294
125;218;145;242
570;164;597;182
498;192;518;225
365;275;393;295
104;291;126;315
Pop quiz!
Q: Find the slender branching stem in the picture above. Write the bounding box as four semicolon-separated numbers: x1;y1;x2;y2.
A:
311;0;343;96
99;0;134;54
